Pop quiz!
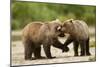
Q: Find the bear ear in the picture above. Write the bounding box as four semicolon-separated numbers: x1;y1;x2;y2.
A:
67;19;74;23
69;19;73;23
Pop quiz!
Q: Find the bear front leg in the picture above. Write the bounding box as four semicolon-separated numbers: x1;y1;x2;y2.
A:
33;46;45;59
63;35;73;52
43;44;56;59
52;38;69;52
24;43;33;60
64;35;73;46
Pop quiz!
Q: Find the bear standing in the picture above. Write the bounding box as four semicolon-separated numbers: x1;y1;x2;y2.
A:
22;20;69;60
61;19;91;56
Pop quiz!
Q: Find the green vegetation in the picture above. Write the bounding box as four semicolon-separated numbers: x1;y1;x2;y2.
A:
11;1;96;30
90;41;96;47
88;56;96;61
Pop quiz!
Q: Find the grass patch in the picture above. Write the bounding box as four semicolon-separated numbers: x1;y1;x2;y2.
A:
88;56;96;61
90;41;96;47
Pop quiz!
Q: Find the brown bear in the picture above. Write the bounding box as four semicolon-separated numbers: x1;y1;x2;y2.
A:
61;19;91;56
22;20;69;60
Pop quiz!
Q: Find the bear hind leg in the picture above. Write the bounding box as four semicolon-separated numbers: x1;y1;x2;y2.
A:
73;41;79;56
24;40;33;60
86;38;91;56
80;40;85;56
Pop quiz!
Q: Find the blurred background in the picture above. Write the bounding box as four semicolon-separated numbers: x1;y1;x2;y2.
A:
11;1;96;30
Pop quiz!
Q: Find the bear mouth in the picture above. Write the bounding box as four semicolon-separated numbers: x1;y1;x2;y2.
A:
58;33;65;37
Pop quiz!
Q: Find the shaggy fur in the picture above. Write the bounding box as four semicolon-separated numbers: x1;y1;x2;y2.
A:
22;20;69;60
62;19;91;56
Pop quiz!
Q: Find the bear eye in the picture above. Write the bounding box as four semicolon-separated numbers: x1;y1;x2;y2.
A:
56;26;62;32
